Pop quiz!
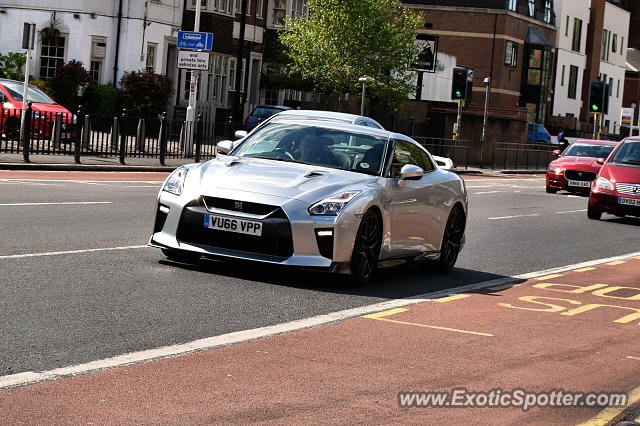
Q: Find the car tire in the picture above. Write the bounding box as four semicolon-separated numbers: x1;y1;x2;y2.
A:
587;202;602;220
437;206;465;273
351;209;381;285
161;248;200;263
546;187;557;194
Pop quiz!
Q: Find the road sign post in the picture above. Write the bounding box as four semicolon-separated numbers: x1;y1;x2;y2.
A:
20;22;35;144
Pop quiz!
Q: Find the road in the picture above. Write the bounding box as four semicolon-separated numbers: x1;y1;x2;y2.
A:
0;170;639;423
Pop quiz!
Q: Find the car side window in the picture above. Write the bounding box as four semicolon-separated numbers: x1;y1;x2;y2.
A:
390;139;435;177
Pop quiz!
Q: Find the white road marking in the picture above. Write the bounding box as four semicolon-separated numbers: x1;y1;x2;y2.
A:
123;185;160;188
488;213;540;220
475;190;510;195
557;209;588;214
0;201;112;207
0;245;147;260
2;249;639;391
0;179;163;184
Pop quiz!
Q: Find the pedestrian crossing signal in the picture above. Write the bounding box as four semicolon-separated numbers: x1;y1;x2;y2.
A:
451;67;470;101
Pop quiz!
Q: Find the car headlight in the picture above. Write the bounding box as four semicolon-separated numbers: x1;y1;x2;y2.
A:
595;176;614;191
163;166;189;195
548;166;564;174
308;191;361;216
32;112;45;119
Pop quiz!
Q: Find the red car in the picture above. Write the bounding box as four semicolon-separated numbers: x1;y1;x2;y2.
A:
0;78;75;140
588;137;640;220
546;139;619;194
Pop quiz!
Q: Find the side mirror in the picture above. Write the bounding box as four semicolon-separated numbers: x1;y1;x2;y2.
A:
553;150;561;156
400;164;424;181
597;158;605;165
234;130;247;139
216;140;233;155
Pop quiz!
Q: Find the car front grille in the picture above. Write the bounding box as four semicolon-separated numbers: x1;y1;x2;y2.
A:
176;198;293;258
202;196;279;216
616;183;640;196
564;170;596;181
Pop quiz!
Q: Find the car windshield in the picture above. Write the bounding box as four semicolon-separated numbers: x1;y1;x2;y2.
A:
609;140;640;166
1;81;56;104
251;107;284;119
563;143;615;158
233;123;388;175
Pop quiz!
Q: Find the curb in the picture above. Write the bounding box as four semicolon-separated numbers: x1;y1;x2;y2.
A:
0;163;176;172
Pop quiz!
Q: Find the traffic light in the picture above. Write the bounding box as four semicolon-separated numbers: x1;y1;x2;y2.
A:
588;80;606;114
451;67;470;101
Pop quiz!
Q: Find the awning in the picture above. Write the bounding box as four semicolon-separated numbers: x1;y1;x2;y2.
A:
525;26;553;48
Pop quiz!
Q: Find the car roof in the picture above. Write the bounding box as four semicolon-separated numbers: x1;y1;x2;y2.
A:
254;105;291;110
267;116;394;137
271;109;384;127
571;139;619;145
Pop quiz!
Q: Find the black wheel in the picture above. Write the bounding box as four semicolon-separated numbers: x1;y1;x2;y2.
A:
4;118;19;140
587;202;602;220
546;187;557;194
437;206;465;273
161;248;200;263
351;210;381;284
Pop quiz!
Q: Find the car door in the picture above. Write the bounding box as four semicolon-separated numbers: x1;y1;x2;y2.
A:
388;139;438;256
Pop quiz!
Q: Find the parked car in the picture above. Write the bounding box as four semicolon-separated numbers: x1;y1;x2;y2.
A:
150;116;468;283
527;122;552;143
546;139;619;194
0;78;75;141
588;137;640;220
243;105;292;131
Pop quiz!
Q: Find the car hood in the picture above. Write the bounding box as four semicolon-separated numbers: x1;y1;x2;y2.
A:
550;156;603;171
600;163;640;183
10;101;71;115
192;156;379;204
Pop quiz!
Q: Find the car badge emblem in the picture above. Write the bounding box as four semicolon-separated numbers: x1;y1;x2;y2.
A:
634;186;640;194
234;201;243;210
578;172;582;177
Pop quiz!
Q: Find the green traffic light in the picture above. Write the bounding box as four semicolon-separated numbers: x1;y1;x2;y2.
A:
456;90;461;98
592;105;598;111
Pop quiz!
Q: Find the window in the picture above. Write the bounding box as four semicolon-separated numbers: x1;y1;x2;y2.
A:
601;30;610;61
391;140;434;178
90;36;106;83
39;35;65;80
617;79;620;98
505;41;518;67
528;0;535;17
621;37;624;55
544;1;552;24
229;58;236;90
565;15;569;37
561;65;565;86
612;34;617;53
567;65;578;99
508;0;517;12
190;0;207;8
146;43;157;73
256;0;262;18
572;18;582;52
90;61;102;82
292;0;307;18
609;77;613;98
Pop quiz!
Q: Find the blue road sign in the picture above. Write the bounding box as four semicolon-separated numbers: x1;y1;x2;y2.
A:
177;31;213;51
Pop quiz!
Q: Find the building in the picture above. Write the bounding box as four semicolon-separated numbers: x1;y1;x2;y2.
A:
0;0;182;88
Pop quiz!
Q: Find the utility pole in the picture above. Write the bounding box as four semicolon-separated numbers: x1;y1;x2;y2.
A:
185;0;202;155
20;23;35;142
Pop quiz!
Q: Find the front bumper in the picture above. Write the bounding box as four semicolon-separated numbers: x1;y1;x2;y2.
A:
589;189;640;217
546;172;592;192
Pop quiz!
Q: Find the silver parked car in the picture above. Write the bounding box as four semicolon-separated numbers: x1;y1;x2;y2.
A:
149;117;468;283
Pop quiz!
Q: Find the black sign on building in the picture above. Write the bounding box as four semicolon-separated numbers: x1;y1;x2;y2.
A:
413;34;439;73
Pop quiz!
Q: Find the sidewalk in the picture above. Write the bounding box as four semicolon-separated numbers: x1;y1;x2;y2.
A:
1;254;639;424
0;152;546;176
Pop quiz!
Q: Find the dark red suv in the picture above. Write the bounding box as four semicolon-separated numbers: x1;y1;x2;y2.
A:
588;137;640;220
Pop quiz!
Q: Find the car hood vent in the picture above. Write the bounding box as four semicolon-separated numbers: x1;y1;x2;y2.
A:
304;170;325;178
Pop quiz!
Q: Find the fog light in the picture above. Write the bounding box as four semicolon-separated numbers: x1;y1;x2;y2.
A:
317;230;333;237
159;205;170;214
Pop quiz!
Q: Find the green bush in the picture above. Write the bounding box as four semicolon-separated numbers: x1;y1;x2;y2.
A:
29;79;54;98
0;52;26;80
83;84;120;117
119;71;173;118
48;60;93;112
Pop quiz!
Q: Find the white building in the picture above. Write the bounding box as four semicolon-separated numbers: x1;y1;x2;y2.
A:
551;0;590;119
598;1;629;134
0;0;182;87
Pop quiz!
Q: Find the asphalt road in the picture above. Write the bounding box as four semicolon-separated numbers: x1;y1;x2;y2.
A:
1;173;639;377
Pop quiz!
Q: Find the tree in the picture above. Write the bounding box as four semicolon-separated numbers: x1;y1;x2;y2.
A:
278;0;423;110
119;71;173;118
48;60;93;112
0;52;27;81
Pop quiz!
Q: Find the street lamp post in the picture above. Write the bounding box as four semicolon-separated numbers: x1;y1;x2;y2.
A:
481;77;491;166
358;77;369;116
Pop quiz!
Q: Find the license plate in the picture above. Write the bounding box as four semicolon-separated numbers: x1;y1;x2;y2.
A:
618;197;640;207
567;180;591;188
203;213;262;236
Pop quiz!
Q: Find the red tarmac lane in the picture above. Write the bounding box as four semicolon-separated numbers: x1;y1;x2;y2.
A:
0;170;169;181
1;255;639;424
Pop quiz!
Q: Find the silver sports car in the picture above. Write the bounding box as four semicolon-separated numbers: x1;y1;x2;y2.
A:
149;116;468;283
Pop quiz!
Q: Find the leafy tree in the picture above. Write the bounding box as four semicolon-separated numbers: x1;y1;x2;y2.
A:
48;60;93;112
0;52;27;81
278;0;423;110
119;71;173;118
29;79;54;97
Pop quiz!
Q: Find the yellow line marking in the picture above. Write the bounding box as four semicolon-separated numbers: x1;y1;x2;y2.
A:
627;356;640;361
577;385;640;426
435;294;471;303
606;260;627;266
487;284;516;291
535;274;563;280
362;308;408;320
575;267;596;272
373;318;493;337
